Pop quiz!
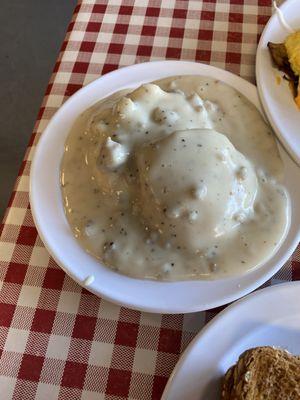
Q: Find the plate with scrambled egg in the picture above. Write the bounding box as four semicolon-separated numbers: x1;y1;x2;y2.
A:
256;0;300;165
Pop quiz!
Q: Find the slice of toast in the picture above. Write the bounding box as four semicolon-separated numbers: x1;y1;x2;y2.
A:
221;346;300;399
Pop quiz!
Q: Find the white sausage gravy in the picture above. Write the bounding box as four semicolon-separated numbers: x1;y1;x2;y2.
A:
61;76;289;280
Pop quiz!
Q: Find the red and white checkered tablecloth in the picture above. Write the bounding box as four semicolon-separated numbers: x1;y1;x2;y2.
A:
0;0;299;399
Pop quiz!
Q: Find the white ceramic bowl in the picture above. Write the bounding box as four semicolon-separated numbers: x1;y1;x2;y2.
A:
30;61;300;314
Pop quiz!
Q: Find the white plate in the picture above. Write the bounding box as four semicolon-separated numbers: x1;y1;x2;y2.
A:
162;281;300;399
256;0;300;165
30;60;300;314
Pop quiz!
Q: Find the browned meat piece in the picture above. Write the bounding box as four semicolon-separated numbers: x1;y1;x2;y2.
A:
268;42;299;97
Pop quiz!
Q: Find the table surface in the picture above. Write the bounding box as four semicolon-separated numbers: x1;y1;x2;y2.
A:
1;1;299;399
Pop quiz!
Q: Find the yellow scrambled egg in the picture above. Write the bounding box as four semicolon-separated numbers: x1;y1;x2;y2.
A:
296;82;300;108
285;30;300;76
285;31;300;107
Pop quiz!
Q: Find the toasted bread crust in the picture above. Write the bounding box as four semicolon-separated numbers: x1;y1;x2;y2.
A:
221;346;300;400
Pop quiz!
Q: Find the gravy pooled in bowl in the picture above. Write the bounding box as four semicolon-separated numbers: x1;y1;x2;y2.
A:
61;76;289;280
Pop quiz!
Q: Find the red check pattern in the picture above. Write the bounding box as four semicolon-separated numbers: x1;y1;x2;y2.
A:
0;1;298;399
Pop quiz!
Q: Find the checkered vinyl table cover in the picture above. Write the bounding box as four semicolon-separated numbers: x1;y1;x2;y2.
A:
0;0;299;399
